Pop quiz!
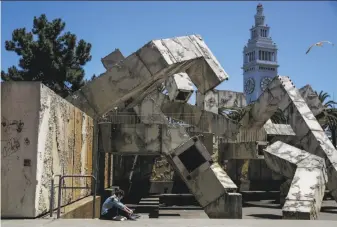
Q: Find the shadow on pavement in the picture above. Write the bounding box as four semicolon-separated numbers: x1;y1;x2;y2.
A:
247;214;282;219
321;206;337;214
243;201;281;210
159;213;181;217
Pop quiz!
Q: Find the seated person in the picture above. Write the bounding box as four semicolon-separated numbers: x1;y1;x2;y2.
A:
101;189;134;220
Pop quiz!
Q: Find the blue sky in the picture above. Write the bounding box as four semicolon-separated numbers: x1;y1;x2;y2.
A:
1;1;337;103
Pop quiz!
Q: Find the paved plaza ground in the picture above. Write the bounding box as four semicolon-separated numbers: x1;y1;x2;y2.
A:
2;200;337;227
2;218;337;227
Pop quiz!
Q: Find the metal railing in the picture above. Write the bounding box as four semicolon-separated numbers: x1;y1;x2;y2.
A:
56;175;97;219
50;174;62;217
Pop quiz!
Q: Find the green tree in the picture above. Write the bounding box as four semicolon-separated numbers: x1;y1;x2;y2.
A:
315;91;337;148
1;14;92;97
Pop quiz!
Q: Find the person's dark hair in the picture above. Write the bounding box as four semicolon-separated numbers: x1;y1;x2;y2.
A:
115;189;124;198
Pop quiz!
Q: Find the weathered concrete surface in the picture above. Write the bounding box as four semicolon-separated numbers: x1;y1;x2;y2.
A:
109;124;163;154
60;196;101;219
67;35;229;119
166;137;241;218
273;76;337;201
165;73;194;103
158;93;240;139
239;76;337;201
298;84;324;117
101;49;125;71
196;90;247;114
264;141;327;219
263;120;295;136
132;91;242;218
220;142;267;159
1;82;93;218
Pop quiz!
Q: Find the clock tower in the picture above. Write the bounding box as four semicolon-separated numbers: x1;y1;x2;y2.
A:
242;3;279;103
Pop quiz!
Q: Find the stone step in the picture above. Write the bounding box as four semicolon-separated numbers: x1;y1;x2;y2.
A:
139;201;160;205
155;194;199;206
127;204;159;214
141;197;160;201
159;205;203;210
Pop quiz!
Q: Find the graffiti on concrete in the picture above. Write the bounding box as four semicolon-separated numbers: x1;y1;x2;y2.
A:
1;118;24;133
24;138;30;146
2;138;20;158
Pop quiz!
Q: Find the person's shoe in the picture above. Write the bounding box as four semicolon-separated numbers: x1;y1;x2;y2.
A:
112;215;127;221
127;214;138;220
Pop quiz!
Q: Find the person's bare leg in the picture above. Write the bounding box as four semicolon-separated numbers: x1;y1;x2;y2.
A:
123;206;133;215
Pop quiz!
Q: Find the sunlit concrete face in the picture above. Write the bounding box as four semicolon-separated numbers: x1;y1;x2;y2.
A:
1;82;93;218
196;90;247;114
66;35;229;119
165;73;194;103
264;141;327;220
272;76;337;202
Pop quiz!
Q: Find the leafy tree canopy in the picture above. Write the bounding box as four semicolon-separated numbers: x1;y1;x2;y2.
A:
1;14;92;97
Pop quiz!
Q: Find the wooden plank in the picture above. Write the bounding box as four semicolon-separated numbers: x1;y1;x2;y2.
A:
73;109;83;201
65;105;75;204
79;113;89;198
104;153;109;189
86;118;93;196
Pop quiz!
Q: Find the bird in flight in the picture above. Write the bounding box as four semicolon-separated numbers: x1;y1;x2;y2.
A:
306;41;334;54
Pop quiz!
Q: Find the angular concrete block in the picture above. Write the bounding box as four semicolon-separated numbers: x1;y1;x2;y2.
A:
204;192;242;219
280;179;292;206
220;142;266;159
263;141;308;178
283;201;317;220
264;141;327;220
197;89;219;114
164;136;238;218
160;94;240;139
161;124;190;155
299;84;324;117
133;91;169;125
109;124;162;154
101;49;125;71
240;84;280;129
196;90;247;114
67;35;228;119
263;120;295;136
161;121;240;218
165;73;194;103
218;91;247;109
244;75;337;203
275;76;337;202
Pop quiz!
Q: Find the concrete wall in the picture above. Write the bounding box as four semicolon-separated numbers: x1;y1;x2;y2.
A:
60;196;101;219
1;82;94;218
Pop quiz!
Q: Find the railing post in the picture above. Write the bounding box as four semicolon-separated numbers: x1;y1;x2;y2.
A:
56;176;64;218
50;174;61;218
92;176;97;219
50;178;55;217
55;175;96;219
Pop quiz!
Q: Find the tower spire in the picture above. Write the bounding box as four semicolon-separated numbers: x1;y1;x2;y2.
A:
255;3;265;26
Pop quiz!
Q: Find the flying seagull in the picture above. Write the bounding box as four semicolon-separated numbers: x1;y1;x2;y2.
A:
306;41;334;54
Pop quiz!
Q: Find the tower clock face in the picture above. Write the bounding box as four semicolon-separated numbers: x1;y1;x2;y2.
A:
244;78;255;95
260;77;273;91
